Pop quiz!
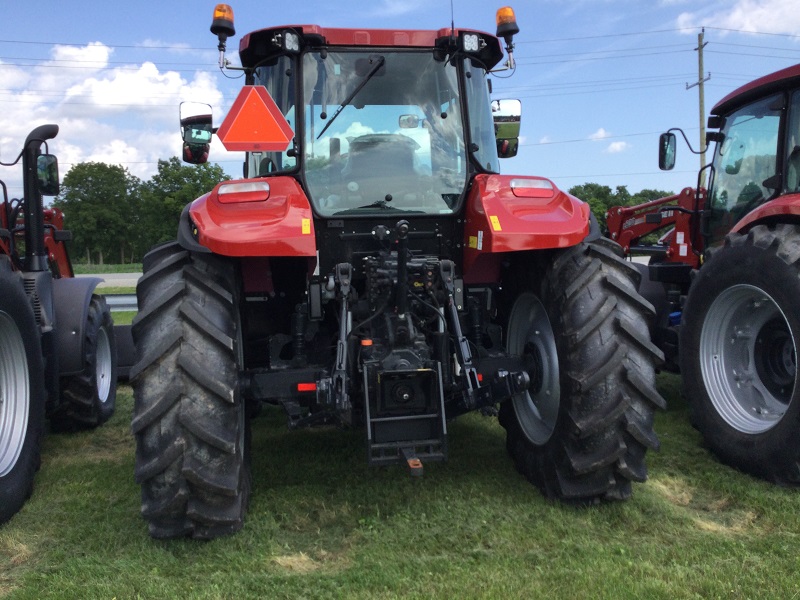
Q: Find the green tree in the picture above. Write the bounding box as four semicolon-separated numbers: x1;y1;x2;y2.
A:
53;162;141;264
631;188;676;204
568;183;674;232
137;157;230;255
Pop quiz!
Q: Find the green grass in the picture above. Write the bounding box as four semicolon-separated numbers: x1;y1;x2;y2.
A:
72;263;142;275
2;375;799;599
98;286;136;295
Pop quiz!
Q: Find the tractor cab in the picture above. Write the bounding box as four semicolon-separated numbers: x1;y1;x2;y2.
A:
183;7;520;220
658;63;800;247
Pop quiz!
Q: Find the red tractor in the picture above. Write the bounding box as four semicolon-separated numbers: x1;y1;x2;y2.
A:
0;125;117;524
607;63;800;485
130;5;664;539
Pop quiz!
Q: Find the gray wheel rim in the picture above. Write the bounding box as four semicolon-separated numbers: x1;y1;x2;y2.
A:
700;284;796;434
0;311;30;477
95;327;112;404
507;292;560;445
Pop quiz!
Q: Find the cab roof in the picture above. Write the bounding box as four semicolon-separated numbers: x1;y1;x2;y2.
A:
238;25;504;70
712;63;800;116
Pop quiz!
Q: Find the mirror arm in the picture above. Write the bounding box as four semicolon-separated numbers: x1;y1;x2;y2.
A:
668;127;712;156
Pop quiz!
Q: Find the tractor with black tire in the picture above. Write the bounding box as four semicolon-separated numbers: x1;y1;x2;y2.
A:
130;4;665;539
0;125;117;525
607;63;800;485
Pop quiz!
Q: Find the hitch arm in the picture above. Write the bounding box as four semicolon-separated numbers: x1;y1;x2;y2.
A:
439;260;487;409
331;263;353;412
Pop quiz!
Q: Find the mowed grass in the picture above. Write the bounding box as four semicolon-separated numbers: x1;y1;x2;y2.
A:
2;375;799;599
72;263;143;275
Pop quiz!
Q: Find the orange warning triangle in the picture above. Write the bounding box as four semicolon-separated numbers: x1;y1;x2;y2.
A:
217;86;294;152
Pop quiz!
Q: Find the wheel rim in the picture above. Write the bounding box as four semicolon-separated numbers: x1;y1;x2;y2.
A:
0;311;30;477
95;326;113;404
699;284;797;434
507;292;560;445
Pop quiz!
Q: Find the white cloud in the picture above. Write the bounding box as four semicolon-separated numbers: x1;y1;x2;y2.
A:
677;0;800;34
606;141;630;153
0;42;227;196
538;135;552;144
589;128;611;141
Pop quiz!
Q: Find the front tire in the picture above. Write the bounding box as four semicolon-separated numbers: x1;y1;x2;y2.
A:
499;238;665;502
130;242;250;539
52;296;117;430
0;265;46;524
681;224;800;483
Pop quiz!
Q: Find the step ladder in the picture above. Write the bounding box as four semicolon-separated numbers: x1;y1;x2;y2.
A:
363;363;448;471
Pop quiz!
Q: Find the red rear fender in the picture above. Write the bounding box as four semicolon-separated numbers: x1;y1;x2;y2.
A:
463;175;590;277
731;193;800;234
189;177;317;257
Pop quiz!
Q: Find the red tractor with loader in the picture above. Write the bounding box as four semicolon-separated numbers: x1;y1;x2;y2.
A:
0;125;117;524
130;4;665;539
607;63;800;485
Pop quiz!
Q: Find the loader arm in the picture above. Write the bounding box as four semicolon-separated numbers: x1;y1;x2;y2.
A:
606;187;706;269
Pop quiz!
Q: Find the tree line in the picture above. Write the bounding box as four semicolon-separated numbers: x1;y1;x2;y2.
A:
53;159;673;264
567;183;675;232
54;157;230;264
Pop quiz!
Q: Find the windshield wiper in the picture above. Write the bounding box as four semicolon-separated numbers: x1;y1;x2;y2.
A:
357;200;393;209
316;55;385;140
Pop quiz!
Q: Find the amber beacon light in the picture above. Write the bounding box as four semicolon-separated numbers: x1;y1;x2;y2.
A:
495;7;518;69
211;4;235;39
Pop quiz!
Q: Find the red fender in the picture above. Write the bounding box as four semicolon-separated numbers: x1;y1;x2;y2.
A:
189;177;317;257
462;174;590;283
731;193;800;234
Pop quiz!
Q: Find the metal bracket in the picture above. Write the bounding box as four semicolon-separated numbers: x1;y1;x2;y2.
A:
331;263;353;412
439;260;484;409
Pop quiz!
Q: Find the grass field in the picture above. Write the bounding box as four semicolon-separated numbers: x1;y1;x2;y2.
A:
72;264;143;275
1;374;799;599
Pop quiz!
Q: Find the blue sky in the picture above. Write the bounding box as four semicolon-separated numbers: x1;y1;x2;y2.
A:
3;0;800;199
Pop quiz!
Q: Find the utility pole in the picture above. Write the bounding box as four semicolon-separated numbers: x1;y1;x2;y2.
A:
687;28;711;187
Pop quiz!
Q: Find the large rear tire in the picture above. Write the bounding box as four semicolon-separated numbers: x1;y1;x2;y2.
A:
52;296;117;430
130;242;250;539
681;224;800;483
499;238;665;502
0;265;46;524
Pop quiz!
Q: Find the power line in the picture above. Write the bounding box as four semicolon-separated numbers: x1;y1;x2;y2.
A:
517;28;687;44
0;39;207;51
707;50;800;60
0;62;215;73
703;26;800;39
714;41;800;53
522;129;698;148
516;49;692;66
515;43;690;60
0;55;212;67
505;82;685;100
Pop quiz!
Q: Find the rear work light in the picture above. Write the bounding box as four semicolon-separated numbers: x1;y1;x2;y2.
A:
510;178;555;201
216;180;270;203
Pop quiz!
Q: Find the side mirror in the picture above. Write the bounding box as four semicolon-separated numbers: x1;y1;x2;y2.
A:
493;98;521;159
36;154;59;196
658;132;676;171
496;138;519;159
180;102;213;165
398;114;420;129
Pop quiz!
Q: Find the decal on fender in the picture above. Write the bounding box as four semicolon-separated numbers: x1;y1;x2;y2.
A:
489;215;502;231
302;218;311;234
469;231;485;250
